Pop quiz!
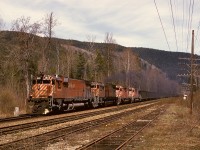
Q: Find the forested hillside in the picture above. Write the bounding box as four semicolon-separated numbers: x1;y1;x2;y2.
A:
63;40;195;81
0;31;180;116
131;48;193;81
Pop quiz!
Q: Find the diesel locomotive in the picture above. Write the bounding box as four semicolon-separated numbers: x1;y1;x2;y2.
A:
28;74;141;114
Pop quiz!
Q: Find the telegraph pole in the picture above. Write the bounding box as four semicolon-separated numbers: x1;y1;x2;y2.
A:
177;30;200;115
190;30;194;114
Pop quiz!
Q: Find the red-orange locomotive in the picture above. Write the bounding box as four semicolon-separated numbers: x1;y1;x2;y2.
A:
28;74;140;114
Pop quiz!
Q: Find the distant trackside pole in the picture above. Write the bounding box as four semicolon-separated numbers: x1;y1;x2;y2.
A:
190;30;194;115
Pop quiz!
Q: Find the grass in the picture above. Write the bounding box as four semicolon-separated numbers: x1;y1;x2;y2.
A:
131;94;200;150
0;86;25;117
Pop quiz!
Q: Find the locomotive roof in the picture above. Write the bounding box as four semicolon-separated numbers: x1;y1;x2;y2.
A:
91;82;104;86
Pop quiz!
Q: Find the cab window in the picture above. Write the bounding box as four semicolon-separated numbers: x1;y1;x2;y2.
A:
63;82;68;87
32;79;42;84
43;80;51;84
57;81;62;89
91;85;96;88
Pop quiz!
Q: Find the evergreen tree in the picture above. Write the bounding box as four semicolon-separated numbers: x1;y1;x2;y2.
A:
95;50;106;81
76;53;86;79
85;63;92;81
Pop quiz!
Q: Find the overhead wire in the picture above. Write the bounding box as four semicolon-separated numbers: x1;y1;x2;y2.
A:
181;0;185;52
154;0;199;55
169;0;179;52
153;0;171;51
186;0;195;53
186;0;191;53
195;21;200;52
194;1;200;53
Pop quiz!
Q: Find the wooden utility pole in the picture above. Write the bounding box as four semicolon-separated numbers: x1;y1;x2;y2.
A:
190;30;194;114
177;30;200;115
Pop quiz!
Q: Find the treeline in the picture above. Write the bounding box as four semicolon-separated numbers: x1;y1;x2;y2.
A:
131;47;195;81
0;14;180;116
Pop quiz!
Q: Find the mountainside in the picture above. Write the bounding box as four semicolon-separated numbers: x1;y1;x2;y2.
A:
131;48;193;81
62;40;194;81
0;31;191;82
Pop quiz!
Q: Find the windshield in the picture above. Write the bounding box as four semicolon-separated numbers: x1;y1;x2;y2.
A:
91;85;96;88
43;80;51;84
32;80;51;84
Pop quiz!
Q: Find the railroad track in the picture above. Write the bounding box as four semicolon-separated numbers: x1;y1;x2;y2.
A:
78;106;166;150
0;102;159;150
0;101;157;136
0;114;39;123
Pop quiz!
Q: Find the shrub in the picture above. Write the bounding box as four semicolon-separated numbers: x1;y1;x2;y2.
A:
0;87;20;117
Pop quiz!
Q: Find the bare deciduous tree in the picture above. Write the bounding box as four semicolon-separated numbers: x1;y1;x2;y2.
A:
60;43;76;77
86;35;96;80
104;32;116;77
86;35;96;52
11;16;41;105
40;12;58;73
43;12;57;45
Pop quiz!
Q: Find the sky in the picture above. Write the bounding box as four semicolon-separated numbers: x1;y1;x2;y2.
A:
0;0;200;54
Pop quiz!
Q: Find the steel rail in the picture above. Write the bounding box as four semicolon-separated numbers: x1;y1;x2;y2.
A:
78;106;166;150
0;101;157;136
0;103;158;150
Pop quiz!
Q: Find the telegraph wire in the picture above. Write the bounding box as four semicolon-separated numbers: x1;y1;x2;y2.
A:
185;0;191;53
195;21;200;51
169;0;179;52
194;0;200;52
154;0;199;54
195;1;200;53
181;0;185;52
195;21;200;43
153;0;171;51
186;0;195;53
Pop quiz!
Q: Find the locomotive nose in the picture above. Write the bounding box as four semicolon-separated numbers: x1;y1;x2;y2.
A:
37;84;40;90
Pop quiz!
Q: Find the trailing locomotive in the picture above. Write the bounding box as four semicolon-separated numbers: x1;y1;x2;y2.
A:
28;74;141;114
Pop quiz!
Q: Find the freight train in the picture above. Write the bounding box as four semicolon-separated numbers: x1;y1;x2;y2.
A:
28;74;157;114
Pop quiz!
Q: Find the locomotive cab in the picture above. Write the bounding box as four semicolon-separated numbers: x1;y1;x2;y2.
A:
30;75;54;99
128;88;136;103
115;85;125;105
28;74;55;114
90;82;105;107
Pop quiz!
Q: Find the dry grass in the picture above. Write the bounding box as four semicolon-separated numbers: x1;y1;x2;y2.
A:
0;86;25;117
193;90;200;116
132;96;200;150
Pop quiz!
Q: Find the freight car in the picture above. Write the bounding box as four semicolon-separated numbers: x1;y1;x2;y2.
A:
28;74;149;114
139;90;160;101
